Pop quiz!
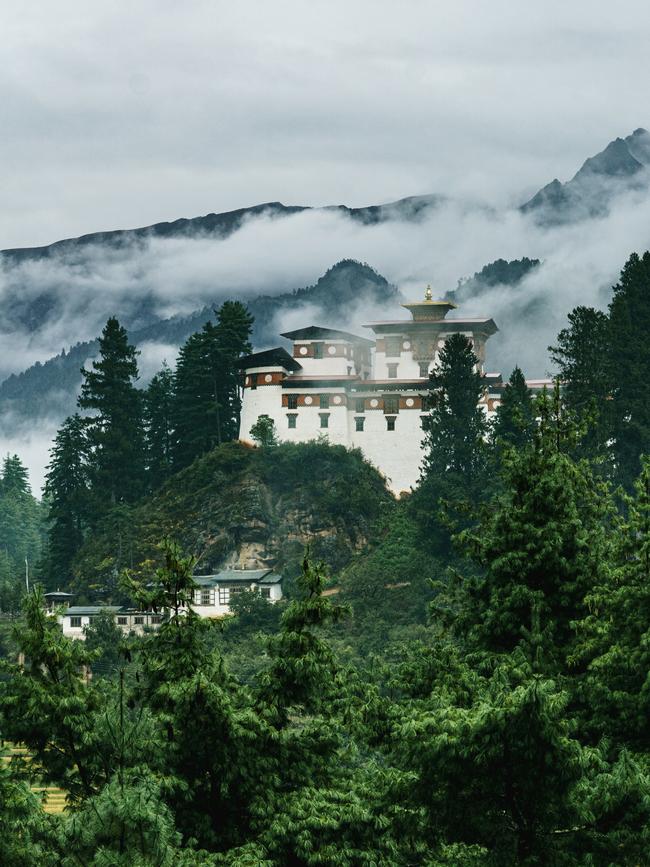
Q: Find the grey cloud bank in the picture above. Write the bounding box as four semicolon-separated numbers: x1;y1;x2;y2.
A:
3;1;650;247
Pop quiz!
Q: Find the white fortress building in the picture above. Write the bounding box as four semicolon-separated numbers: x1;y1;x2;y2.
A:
238;287;507;494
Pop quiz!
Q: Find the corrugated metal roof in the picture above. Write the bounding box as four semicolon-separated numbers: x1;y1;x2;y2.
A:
193;569;282;586
63;606;122;616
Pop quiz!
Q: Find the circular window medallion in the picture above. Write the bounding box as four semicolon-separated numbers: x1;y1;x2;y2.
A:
299;346;308;356
328;345;337;355
403;340;411;350
245;376;250;385
370;398;379;408
264;374;273;383
333;395;342;405
304;396;313;405
405;397;415;407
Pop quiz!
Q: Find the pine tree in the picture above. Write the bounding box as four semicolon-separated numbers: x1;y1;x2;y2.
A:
78;317;145;510
574;457;650;749
492;366;534;450
171;302;253;469
442;387;613;670
411;333;489;543
608;251;650;488
1;454;31;495
43;414;91;585
549;304;612;462
143;363;174;491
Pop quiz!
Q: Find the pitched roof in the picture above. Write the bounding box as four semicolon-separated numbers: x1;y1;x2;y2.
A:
63;606;122;616
193;569;282;586
238;347;302;372
280;325;374;345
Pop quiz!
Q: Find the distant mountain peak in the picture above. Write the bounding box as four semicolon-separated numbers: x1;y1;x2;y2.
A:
572;137;644;181
521;128;650;224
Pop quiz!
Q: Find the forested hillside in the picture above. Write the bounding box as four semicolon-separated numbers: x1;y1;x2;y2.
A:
5;251;650;862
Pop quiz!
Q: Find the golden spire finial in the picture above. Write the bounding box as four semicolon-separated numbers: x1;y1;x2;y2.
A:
425;284;433;301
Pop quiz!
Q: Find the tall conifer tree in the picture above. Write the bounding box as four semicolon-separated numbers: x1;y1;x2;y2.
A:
492;366;534;450
608;251;650;488
549;304;612;462
78;317;145;511
43;414;91;583
172;301;253;469
143;362;174;491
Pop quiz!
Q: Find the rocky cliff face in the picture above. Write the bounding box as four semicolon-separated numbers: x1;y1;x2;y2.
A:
72;441;393;596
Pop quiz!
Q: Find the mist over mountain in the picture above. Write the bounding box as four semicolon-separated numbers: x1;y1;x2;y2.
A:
3;128;650;490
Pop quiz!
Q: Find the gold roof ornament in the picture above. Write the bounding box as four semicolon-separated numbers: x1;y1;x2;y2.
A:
401;285;457;321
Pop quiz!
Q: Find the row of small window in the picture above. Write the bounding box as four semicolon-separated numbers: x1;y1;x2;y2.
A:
287;396;402;413
287;414;398;432
195;586;271;605
68;615;163;628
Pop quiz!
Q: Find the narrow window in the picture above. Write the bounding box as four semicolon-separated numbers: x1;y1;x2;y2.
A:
250;374;257;390
319;413;330;429
313;342;323;359
387;363;398;379
355;417;365;432
200;589;211;606
218;587;229;605
419;362;429;378
287;394;298;409
287;414;297;429
319;394;329;409
70;616;81;628
386;416;396;431
355;398;365;413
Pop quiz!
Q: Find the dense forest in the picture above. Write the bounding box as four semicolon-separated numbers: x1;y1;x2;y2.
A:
3;252;650;863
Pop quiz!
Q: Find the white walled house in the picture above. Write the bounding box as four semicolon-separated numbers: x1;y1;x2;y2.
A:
60;570;283;638
60;606;164;640
238;288;507;494
190;569;283;618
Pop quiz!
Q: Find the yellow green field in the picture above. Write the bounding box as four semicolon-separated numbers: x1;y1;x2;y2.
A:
2;744;67;814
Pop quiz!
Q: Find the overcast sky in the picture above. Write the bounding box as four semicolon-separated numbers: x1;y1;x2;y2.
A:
2;0;650;249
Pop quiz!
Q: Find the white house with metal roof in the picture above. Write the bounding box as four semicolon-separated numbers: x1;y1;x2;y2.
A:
60;569;283;639
238;287;504;494
191;568;283;618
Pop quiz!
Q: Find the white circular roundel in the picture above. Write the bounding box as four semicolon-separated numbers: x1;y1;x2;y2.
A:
328;345;337;355
370;398;379;408
333;395;342;405
245;376;250;385
405;397;414;407
264;374;273;383
304;396;313;405
299;346;308;356
403;340;411;350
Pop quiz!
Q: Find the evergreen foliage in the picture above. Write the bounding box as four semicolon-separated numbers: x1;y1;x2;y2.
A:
492;365;534;450
0;453;43;611
171;301;253;469
143;362;175;491
78;316;145;511
609;251;650;488
43;414;91;585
